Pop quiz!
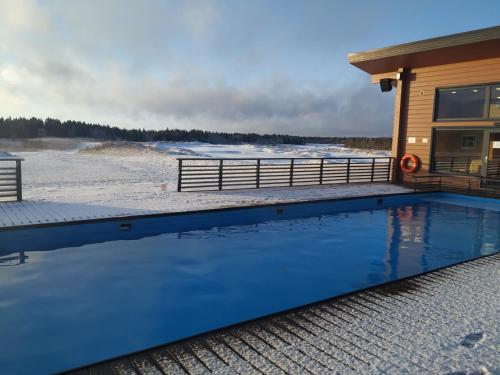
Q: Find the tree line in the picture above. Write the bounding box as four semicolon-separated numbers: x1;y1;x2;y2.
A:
0;117;391;150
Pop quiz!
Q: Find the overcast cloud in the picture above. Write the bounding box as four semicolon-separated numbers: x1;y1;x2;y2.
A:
0;0;498;136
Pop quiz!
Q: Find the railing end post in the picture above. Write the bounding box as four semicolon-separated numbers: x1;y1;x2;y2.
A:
16;159;22;201
177;159;183;192
218;159;223;190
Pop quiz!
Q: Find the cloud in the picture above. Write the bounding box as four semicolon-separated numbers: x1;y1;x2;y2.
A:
0;60;393;136
0;0;395;136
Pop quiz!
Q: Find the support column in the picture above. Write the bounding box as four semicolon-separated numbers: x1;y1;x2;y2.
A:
391;68;410;183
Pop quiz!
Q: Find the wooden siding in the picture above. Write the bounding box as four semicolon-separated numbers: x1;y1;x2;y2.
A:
386;56;500;180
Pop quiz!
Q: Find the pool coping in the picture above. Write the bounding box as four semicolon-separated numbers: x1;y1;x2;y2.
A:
61;251;500;374
3;190;498;233
0;190;440;232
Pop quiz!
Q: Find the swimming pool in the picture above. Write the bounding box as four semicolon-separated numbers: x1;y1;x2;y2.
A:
0;192;498;374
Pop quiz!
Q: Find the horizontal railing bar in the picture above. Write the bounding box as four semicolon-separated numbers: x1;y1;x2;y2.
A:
177;157;392;161
221;179;258;183
258;172;293;176
181;176;221;181
183;166;253;169
258;177;294;182
180;183;221;188
181;168;223;171
181;174;219;178
220;182;260;187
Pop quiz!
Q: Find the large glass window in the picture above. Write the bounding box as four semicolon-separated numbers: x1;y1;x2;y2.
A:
435;83;500;121
435;87;486;120
489;85;500;119
432;129;485;175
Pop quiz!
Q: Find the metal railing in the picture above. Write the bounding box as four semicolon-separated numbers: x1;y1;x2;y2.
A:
0;157;23;201
486;159;500;180
432;156;482;176
406;174;500;198
177;157;394;192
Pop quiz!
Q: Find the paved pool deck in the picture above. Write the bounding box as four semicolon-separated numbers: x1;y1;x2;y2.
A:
67;253;500;375
0;183;411;229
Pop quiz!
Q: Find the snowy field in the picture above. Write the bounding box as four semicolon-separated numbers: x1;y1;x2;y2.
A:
0;138;410;226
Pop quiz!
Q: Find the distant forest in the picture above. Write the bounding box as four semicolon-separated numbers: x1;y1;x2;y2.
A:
0;117;391;150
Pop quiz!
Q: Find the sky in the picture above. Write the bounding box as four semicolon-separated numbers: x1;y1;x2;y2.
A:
0;0;499;137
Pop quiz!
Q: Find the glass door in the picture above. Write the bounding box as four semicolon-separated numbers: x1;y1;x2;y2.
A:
484;130;500;180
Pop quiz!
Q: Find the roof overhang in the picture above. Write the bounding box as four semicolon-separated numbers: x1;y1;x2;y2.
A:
348;25;500;75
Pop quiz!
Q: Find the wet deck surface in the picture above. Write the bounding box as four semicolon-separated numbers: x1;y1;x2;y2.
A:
66;253;500;375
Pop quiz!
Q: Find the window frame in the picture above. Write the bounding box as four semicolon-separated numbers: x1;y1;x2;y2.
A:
461;135;478;149
433;82;500;122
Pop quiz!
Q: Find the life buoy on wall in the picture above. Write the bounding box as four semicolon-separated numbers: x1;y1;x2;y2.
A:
400;154;420;174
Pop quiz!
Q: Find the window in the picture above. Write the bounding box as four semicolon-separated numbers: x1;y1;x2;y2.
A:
435;87;486;120
489;85;500;119
434;83;500;121
461;135;477;149
432;129;484;175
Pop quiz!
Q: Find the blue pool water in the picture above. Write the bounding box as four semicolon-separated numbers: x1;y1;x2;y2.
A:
0;193;498;374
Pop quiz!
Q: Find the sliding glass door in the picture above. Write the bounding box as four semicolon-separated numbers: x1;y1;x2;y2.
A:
486;131;500;180
431;127;500;178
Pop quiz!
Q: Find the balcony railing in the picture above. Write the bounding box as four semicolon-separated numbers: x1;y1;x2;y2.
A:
0;156;23;202
177;157;394;192
486;159;500;180
405;174;500;198
432;156;482;176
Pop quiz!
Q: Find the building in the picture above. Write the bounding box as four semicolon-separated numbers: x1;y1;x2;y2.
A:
349;26;500;189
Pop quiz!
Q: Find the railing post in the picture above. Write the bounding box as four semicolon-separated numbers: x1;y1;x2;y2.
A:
466;157;471;174
289;158;294;186
439;176;442;191
16;160;22;201
413;176;417;192
371;158;375;182
319;158;324;185
177;159;183;192
346;159;351;183
218;159;223;190
450;157;454;172
256;159;260;188
386;158;392;182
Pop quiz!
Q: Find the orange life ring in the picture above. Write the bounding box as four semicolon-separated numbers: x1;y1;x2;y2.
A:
400;154;420;173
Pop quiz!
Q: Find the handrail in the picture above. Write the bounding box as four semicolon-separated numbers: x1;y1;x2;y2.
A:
177;157;389;161
0;158;23;201
177;156;394;192
405;173;499;197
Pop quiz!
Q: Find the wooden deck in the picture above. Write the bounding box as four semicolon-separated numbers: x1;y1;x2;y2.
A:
0;184;411;229
66;254;500;375
0;200;155;228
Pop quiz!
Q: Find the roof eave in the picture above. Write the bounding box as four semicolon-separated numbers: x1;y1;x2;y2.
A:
349;25;500;74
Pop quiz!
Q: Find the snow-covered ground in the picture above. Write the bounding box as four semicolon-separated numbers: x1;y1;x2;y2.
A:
0;138;409;226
